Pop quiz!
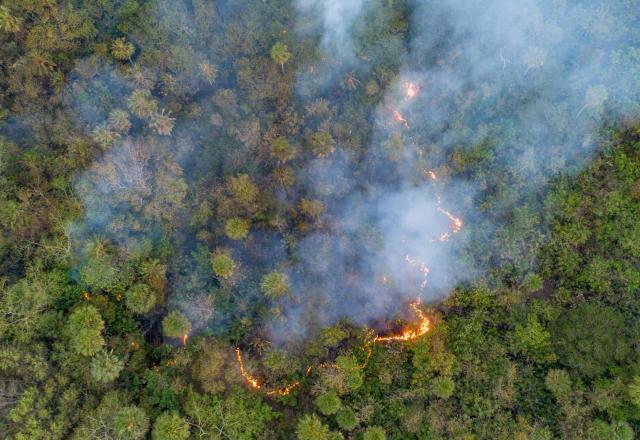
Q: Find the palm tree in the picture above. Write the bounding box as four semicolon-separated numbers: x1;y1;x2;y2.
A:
0;6;21;33
111;37;135;61
127;89;158;119
149;109;175;136
270;42;291;73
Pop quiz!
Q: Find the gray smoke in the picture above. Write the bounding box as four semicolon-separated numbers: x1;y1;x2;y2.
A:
65;0;640;343
267;0;640;340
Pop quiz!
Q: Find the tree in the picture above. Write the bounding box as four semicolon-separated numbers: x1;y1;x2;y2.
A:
67;305;105;357
109;109;132;133
125;283;156;314
309;130;336;157
229;174;258;206
270;137;296;163
211;249;236;280
127;89;158;119
198;62;219;84
315;390;341;415
111;38;135;61
225;218;250;240
577;84;609;117
261;272;291;298
335;408;358;431
113;406;149;440
0;6;21;33
270;42;291;72
149;110;175;136
152;412;190;440
552;303;630;378
184;389;275;440
296;414;330;440
90;351;124;383
162;311;191;339
363;427;386;440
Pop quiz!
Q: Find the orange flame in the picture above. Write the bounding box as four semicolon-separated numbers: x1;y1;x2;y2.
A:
403;81;419;99
235;348;300;396
426;170;437;180
392;110;410;129
235;300;431;396
373;299;430;343
405;255;430;290
437;207;463;233
182;334;189;345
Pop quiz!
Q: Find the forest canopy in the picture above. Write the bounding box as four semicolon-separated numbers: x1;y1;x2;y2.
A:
1;0;640;439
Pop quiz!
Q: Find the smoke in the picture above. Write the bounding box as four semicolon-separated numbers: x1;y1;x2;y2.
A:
63;0;640;343
265;0;640;340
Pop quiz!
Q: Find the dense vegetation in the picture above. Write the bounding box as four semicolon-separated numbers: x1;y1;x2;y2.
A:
1;0;640;439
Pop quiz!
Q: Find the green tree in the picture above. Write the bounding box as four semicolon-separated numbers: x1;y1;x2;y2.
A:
363;426;386;440
270;42;291;72
270;137;296;163
67;305;105;357
113;406;149;440
184;389;274;440
335;408;358;431
162;311;191;339
296;414;330;440
309;130;336;157
125;283;156;314
211;249;236;280
111;37;135;61
225;218;250;240
90;351;124;383
152;412;190;440
552;303;630;378
261;272;291;299
314;390;341;415
229;174;258;206
127;89;158;119
0;6;21;33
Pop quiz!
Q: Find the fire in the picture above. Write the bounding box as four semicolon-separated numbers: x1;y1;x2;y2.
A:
182;334;189;345
235;347;300;396
82;291;91;301
373;299;430;343
403;81;419;99
392;110;410;129
437;207;463;233
404;255;430;290
235;300;431;396
426;170;437;180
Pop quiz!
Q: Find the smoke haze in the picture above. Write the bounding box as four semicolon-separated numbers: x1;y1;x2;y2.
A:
67;0;640;342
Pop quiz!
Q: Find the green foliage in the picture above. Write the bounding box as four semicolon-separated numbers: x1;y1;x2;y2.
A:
111;37;135;60
125;283;156;314
67;305;105;356
552;303;630;378
270;137;297;163
225;218;250;240
315;390;342;415
211;249;236;280
151;411;190;440
184;389;275;440
335;408;358;431
270;42;291;71
296;413;331;440
90;351;124;383
363;426;386;440
261;272;291;298
162;311;191;339
113;406;149;440
309;130;336;157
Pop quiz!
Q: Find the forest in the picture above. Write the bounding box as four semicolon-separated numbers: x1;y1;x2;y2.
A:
1;0;640;439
